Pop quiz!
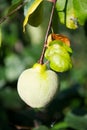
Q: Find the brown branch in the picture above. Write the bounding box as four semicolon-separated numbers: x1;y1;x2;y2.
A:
38;0;57;64
0;1;27;24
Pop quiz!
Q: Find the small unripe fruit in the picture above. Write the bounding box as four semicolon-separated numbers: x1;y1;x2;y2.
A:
45;41;72;72
17;63;59;108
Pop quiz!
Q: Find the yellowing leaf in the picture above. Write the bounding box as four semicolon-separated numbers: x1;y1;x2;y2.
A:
23;0;43;32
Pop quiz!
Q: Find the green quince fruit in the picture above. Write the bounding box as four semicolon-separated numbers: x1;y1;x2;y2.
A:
17;63;59;108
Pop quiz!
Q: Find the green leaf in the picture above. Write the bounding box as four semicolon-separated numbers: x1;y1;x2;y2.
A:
49;40;64;46
56;0;66;11
33;125;49;130
27;2;43;27
65;112;87;130
11;0;22;5
51;121;68;130
50;54;72;72
45;44;71;60
45;44;72;72
65;0;78;29
73;0;87;25
63;44;72;54
23;0;43;32
56;0;78;29
57;12;65;24
5;54;25;81
56;0;87;29
0;88;23;108
48;40;72;54
8;0;22;13
56;0;66;24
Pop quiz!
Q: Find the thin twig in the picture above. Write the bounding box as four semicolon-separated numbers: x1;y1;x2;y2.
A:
0;1;27;24
38;0;57;64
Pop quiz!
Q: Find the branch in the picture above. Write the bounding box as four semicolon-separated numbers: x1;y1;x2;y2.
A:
0;1;27;24
38;0;57;64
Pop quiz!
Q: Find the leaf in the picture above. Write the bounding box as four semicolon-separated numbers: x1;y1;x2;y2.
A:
8;0;23;13
65;0;78;29
27;2;43;27
33;125;49;130
50;33;71;47
0;88;23;108
48;40;72;54
56;0;87;29
51;121;68;130
56;0;78;29
65;112;87;130
56;0;66;24
45;43;71;60
23;0;43;32
45;43;72;72
5;54;25;81
11;0;22;5
56;0;66;11
63;44;72;54
50;54;72;72
73;0;87;25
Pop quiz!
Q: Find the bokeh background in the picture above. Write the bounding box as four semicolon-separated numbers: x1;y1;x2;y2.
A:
0;0;87;130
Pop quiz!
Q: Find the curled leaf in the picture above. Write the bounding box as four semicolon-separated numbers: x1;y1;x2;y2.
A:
45;41;73;72
52;33;70;46
23;0;43;32
50;54;72;72
45;43;72;60
47;33;70;47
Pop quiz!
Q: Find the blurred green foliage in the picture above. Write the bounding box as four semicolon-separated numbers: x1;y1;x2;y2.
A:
0;0;87;130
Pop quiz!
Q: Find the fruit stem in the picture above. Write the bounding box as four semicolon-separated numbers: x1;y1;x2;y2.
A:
38;0;57;64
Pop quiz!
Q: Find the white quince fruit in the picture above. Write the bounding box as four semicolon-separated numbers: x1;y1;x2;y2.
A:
17;63;59;108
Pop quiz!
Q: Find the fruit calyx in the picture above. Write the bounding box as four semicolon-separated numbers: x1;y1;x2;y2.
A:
33;63;46;73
